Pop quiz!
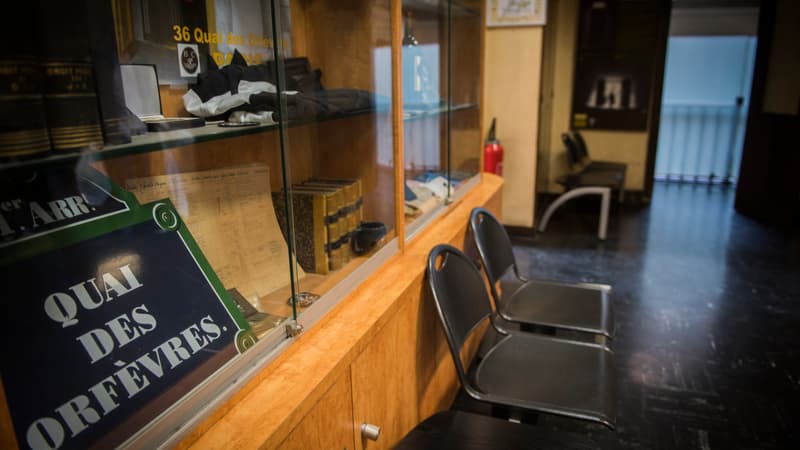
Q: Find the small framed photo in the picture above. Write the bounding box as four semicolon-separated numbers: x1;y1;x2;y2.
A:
177;43;200;77
486;0;547;28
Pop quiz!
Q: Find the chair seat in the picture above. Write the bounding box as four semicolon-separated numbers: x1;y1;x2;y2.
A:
474;333;615;428
586;160;627;173
395;410;622;450
428;244;617;429
500;278;614;337
565;170;623;188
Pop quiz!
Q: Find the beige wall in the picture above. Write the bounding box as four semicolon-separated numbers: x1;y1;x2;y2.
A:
483;27;544;227
536;3;557;193
577;131;649;189
539;0;651;194
540;0;578;193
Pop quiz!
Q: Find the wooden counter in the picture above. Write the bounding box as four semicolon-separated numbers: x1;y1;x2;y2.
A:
178;173;503;449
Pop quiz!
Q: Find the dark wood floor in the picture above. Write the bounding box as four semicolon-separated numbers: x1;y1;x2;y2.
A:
454;181;800;449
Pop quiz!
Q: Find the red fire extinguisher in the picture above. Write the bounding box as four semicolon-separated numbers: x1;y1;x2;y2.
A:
484;118;503;175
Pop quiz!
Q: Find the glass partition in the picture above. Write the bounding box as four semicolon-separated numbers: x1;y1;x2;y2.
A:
402;0;482;234
0;0;478;446
270;0;397;319
0;1;300;447
402;0;451;231
449;0;482;186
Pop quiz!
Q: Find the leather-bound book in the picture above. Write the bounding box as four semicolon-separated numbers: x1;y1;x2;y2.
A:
311;177;363;223
38;0;104;153
292;186;345;271
0;4;51;159
273;190;329;275
85;0;142;144
303;179;362;263
308;177;364;234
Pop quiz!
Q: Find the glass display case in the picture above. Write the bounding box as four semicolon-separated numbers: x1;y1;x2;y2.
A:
402;0;482;234
0;1;480;448
271;0;398;324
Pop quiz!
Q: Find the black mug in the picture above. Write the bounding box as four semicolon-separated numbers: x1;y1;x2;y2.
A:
352;222;387;255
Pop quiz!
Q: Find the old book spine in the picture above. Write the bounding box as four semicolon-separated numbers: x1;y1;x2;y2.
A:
0;4;50;159
42;63;104;152
0;59;51;159
39;0;104;153
303;181;358;262
302;182;352;236
307;178;364;258
327;239;345;271
320;192;341;270
293;187;345;271
292;191;329;274
85;0;133;144
272;191;328;275
341;185;359;240
353;179;363;223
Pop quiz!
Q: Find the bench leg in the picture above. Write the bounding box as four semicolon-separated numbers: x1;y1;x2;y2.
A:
538;187;612;240
599;187;610;240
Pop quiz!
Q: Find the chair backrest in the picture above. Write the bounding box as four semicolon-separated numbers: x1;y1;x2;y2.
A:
561;133;582;168
571;130;591;162
469;207;517;302
427;244;493;385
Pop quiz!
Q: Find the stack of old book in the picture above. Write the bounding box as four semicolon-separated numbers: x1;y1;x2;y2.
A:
272;178;363;275
38;1;105;154
0;5;51;159
1;1;144;161
0;58;51;159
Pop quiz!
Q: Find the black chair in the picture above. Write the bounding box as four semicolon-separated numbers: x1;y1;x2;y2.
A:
427;244;616;429
470;207;614;339
572;131;627;171
571;130;627;203
560;133;625;193
396;410;623;449
536;133;625;239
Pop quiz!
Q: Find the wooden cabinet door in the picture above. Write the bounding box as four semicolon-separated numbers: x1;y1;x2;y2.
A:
350;300;419;450
277;370;356;450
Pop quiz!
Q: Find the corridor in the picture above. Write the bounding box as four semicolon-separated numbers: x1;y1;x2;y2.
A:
509;182;800;449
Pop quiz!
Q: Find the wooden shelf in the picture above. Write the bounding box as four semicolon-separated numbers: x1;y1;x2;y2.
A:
403;0;480;17
403;102;478;120
0;107;387;172
253;232;396;337
180;174;503;449
0;0;486;448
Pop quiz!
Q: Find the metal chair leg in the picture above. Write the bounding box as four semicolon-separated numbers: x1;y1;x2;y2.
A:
538;187;611;240
599;187;610;240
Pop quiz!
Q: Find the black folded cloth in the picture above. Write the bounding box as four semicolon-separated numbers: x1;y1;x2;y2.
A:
193;51;320;102
245;89;376;121
189;50;376;121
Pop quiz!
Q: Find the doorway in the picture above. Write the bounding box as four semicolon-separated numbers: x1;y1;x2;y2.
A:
655;35;757;184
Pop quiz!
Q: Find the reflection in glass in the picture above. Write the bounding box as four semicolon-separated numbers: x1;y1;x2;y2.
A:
266;1;397;317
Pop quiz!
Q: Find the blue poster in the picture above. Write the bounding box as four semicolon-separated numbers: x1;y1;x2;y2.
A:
0;165;135;247
0;168;254;449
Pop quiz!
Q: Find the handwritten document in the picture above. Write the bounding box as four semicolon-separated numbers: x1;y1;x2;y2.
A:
126;164;305;303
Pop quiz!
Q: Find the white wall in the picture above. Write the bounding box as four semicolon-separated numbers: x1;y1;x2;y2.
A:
662;36;756;106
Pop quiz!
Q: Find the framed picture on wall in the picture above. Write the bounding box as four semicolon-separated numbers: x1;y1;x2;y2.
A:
570;0;663;131
486;0;547;27
571;52;654;131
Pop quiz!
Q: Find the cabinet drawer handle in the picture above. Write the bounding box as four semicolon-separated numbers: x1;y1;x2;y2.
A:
361;423;381;441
